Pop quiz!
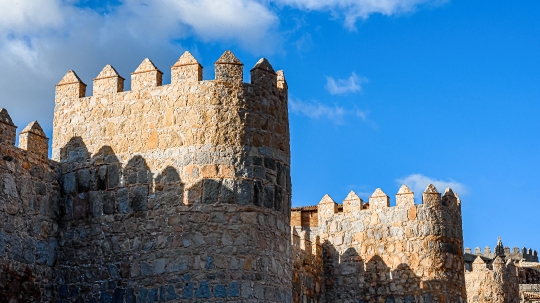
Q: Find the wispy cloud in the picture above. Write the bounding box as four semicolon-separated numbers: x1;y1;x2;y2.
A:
396;174;468;198
326;72;368;95
275;0;448;29
289;98;368;124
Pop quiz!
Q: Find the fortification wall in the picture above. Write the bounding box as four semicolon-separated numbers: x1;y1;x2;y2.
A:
47;51;292;302
291;227;324;302
519;263;540;284
291;184;467;303
0;109;60;302
465;246;538;262
465;256;519;303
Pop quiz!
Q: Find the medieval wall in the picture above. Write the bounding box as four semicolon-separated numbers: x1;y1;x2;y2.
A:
464;256;519;303
291;227;324;303
465;246;538;263
45;51;292;302
0;109;60;302
291;184;467;303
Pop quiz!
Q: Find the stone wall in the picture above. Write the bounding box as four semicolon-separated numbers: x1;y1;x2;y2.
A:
0;110;60;302
465;246;538;263
464;256;519;303
519;263;540;285
291;184;467;302
1;50;292;302
292;227;323;302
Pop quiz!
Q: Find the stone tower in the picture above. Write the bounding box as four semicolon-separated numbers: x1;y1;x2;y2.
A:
51;50;292;302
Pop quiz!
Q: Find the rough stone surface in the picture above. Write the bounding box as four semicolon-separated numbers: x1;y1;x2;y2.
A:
1;50;291;302
291;185;467;302
465;256;519;303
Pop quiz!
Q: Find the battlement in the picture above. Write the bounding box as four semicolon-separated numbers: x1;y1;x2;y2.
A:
292;183;461;228
55;50;286;101
0;108;50;161
465;239;539;262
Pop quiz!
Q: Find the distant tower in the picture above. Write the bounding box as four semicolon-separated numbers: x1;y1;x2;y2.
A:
495;237;505;257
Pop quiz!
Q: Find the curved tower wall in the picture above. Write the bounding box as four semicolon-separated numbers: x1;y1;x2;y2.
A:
292;185;467;303
51;51;292;302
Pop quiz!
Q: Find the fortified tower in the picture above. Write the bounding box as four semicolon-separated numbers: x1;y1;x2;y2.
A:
291;184;467;302
50;51;291;302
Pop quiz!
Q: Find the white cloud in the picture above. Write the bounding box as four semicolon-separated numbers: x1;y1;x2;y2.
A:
0;0;66;35
274;0;447;29
326;72;367;95
396;174;468;198
289;98;368;123
0;0;281;137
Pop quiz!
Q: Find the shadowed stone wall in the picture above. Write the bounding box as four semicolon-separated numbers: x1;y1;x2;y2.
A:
0;112;60;302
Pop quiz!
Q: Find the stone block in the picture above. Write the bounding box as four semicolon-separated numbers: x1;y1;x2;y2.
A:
237;180;253;205
131;186;148;212
76;169;91;193
229;282;240;297
195;281;211;298
63;172;76;195
23;238;35;263
107;165;119;189
103;190;116;215
202;179;221;204
183;282;193;299
263;184;275;208
89;191;103;217
117;188;130;213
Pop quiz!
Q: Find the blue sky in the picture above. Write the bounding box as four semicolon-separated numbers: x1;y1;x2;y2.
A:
0;0;538;251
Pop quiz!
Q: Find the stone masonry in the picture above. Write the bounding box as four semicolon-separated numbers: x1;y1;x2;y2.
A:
291;185;467;302
1;50;292;302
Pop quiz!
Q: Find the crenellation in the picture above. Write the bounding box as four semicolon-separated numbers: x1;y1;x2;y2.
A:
317;194;337;225
369;187;390;209
396;184;414;207
342;190;362;214
442;187;460;209
131;58;163;90
55;70;86;100
93;64;124;96
214;50;243;84
0;108;17;146
171;51;202;84
250;58;277;92
422;183;442;207
18;121;49;160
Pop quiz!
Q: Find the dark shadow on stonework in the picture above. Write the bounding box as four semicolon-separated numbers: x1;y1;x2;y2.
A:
295;237;466;303
0;264;42;302
154;165;184;206
59;136;91;163
53;137;188;302
122;155;152;212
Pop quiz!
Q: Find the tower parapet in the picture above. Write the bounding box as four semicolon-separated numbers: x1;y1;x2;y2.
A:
0;108;16;145
131;58;163;90
93;64;124;96
214;50;243;84
171;51;202;84
55;70;86;100
18;121;49;159
50;50;291;302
